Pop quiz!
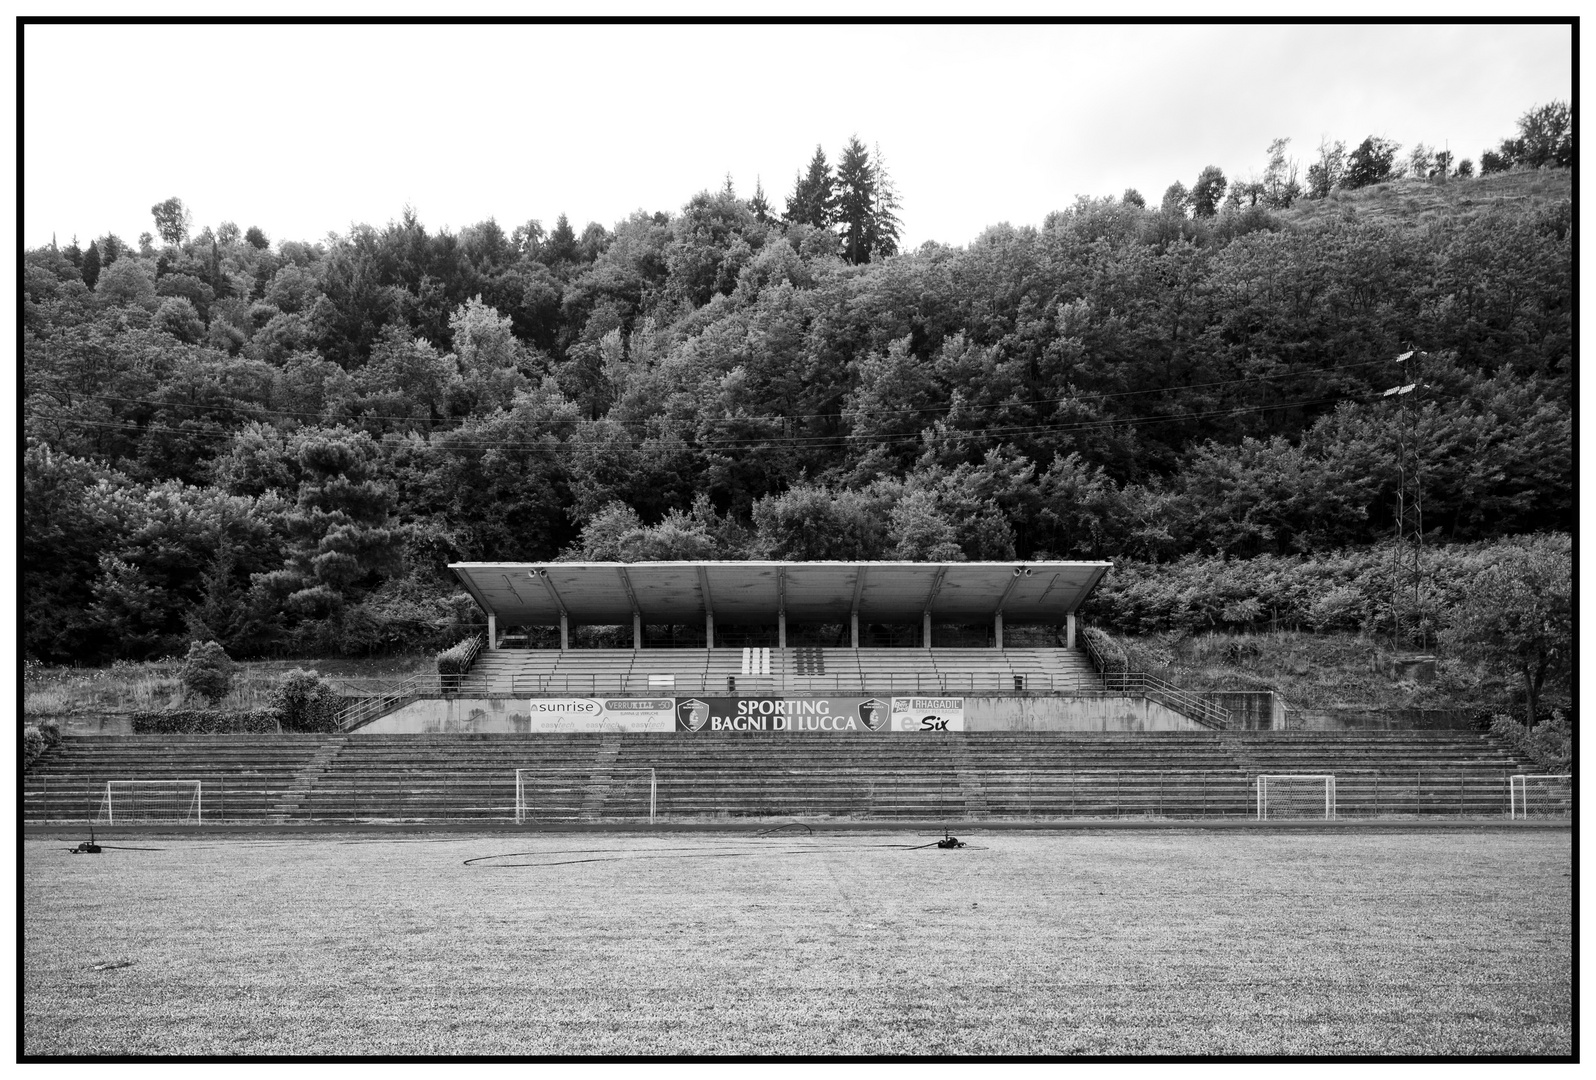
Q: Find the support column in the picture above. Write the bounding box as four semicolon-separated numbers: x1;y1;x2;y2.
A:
994;611;1003;649
778;612;787;650
560;613;569;652
1066;613;1077;650
850;612;859;649
633;613;642;650
706;611;715;649
923;612;932;649
487;614;498;651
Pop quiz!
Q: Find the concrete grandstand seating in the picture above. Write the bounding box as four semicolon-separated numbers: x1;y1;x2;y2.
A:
24;729;1536;824
456;647;1101;698
22;735;333;823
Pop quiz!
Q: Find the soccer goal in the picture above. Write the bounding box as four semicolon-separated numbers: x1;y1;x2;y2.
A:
95;780;204;825
514;768;656;824
1509;774;1572;819
1256;774;1336;819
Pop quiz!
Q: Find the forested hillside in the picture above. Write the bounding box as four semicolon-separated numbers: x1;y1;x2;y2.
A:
23;124;1573;665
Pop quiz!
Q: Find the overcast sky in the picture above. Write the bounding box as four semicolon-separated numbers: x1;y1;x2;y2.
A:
21;20;1574;254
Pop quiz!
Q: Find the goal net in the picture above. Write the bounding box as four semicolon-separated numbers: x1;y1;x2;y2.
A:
95;780;204;824
1256;774;1336;819
515;768;656;823
1509;774;1572;819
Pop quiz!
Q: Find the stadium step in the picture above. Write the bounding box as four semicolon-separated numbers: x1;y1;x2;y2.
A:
268;736;348;822
448;646;1100;697
22;729;1548;824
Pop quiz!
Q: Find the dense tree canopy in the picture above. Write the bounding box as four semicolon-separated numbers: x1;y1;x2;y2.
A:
22;116;1572;663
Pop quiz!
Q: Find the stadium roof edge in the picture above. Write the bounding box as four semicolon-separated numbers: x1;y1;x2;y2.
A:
448;560;1112;627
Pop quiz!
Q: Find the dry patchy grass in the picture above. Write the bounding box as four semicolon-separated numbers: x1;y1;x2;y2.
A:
23;829;1570;1057
1119;630;1505;712
23;654;436;724
1283;168;1569;229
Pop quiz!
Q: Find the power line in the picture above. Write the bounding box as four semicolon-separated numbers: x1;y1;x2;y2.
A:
26;392;1380;457
28;355;1390;431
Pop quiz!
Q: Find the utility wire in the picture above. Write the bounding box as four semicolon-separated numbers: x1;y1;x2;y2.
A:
26;392;1382;457
28;356;1389;429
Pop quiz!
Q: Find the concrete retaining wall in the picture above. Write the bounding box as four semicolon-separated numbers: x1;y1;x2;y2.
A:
357;697;531;734
963;696;1206;732
1199;691;1284;731
1290;707;1486;731
354;695;1207;734
41;699;1482;737
33;714;136;736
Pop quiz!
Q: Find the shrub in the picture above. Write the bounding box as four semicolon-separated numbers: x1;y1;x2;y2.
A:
37;719;63;750
1307;585;1366;633
1084;536;1571;645
269;668;345;732
436;636;479;675
180;640;234;704
1490;709;1572;773
1083;626;1128;673
437;636;481;689
131;708;280;734
23;726;45;770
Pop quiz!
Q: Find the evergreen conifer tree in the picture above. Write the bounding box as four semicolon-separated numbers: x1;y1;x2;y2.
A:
867;142;903;260
784;145;835;227
81;240;102;290
749;176;774;224
834;136;877;264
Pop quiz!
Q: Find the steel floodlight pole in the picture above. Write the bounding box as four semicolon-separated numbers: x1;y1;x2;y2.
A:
1385;349;1426;655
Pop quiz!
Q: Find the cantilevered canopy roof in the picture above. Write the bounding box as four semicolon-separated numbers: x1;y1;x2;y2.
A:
448;561;1112;626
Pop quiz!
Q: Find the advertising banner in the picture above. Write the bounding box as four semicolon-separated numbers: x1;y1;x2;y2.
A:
526;698;676;732
674;696;893;734
890;696;966;732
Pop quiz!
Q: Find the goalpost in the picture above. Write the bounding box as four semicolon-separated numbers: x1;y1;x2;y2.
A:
1509;775;1571;819
1256;774;1336;820
95;780;204;825
514;768;656;824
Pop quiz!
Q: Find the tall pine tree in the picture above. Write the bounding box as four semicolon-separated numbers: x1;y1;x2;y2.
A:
81;240;103;290
834;136;876;264
867;142;903;260
749;176;774;224
784;146;834;227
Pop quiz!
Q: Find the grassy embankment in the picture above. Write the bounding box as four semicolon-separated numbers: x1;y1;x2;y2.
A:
22;654;436;727
22;830;1572;1056
1104;630;1508;714
22;630;1510;728
1285;166;1570;228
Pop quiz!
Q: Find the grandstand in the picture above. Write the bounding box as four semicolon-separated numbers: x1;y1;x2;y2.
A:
25;729;1537;824
21;560;1557;826
459;646;1100;697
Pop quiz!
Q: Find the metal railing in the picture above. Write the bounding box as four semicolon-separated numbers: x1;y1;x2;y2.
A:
1098;673;1230;731
337;673;448;732
1080;631;1230;730
442;633;487;693
499;671;1108;697
336;635;1230;729
336;633;489;731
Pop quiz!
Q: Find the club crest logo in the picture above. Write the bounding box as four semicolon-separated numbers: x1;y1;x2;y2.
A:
677;698;710;731
859;698;889;732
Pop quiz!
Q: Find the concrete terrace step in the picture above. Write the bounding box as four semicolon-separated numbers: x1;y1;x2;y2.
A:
22;731;1538;823
455;646;1103;695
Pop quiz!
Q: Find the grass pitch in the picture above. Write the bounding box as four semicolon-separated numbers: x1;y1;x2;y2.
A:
23;829;1570;1057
